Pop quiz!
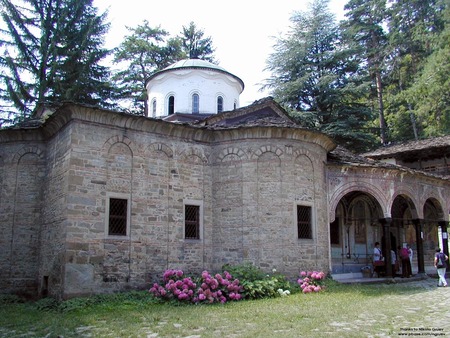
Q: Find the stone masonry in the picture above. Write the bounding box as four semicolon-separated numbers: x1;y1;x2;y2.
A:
0;102;336;298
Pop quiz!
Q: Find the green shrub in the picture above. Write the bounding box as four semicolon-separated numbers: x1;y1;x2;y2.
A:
222;262;267;282
222;263;297;299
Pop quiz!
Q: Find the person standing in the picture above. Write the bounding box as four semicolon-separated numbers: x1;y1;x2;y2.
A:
400;245;412;278
391;249;398;277
373;242;384;277
406;244;414;266
434;247;448;287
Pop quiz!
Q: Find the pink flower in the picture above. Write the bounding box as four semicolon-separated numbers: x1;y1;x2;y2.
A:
198;294;206;301
300;271;307;277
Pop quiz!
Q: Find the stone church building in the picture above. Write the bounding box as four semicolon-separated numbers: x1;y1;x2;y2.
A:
1;59;449;299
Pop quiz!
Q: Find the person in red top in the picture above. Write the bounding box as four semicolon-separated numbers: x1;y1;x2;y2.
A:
399;245;412;278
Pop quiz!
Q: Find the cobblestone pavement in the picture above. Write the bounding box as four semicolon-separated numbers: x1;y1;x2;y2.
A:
328;276;450;337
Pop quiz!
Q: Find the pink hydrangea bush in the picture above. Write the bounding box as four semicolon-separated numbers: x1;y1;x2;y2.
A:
150;269;197;302
149;269;243;304
297;271;326;293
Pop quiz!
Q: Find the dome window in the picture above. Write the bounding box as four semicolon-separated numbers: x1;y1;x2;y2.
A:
168;96;174;115
217;96;223;113
192;93;199;114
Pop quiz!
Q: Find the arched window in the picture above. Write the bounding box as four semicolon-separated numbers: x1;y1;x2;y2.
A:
152;99;156;117
217;96;223;113
168;96;174;115
192;93;199;114
234;100;238;110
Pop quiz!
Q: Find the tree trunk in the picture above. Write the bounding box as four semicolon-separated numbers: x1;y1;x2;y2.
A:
375;71;387;145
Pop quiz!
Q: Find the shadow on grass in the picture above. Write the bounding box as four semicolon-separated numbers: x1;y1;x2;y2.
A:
324;277;437;297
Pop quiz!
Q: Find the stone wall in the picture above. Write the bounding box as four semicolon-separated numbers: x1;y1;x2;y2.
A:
0;137;46;297
51;113;331;298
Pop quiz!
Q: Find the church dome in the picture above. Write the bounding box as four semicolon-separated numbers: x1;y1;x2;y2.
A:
146;58;244;118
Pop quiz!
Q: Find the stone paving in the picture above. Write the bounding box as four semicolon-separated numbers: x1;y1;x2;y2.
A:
328;275;450;337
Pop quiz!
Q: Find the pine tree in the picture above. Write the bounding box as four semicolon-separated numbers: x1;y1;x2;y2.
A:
0;0;113;124
179;22;216;62
113;21;183;116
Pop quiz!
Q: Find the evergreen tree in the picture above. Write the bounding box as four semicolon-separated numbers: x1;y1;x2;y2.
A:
0;0;113;124
264;0;376;151
341;0;389;145
384;0;446;140
179;22;216;62
404;3;450;136
113;21;183;116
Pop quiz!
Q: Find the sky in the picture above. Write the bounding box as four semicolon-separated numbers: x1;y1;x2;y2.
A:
94;0;347;106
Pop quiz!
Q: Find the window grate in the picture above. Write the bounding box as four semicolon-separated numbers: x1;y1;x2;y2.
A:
185;205;200;239
109;198;127;236
297;205;312;239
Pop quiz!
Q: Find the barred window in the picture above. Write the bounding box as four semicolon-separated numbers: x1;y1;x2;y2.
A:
108;198;127;236
297;205;312;239
185;204;200;239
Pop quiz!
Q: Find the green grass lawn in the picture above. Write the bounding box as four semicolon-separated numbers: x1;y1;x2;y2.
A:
0;279;445;338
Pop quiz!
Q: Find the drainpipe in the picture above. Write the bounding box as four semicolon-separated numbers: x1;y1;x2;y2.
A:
380;218;393;277
412;219;425;274
438;221;449;272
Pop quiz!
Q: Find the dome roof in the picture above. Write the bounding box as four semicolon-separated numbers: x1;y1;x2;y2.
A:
146;58;244;90
164;58;228;72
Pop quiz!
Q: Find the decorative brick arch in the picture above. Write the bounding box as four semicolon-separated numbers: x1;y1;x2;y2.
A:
12;146;45;164
102;135;136;156
148;142;173;158
252;145;283;159
179;148;208;164
329;181;388;223
216;146;247;163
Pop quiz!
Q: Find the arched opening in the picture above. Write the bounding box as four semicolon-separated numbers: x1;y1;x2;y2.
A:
423;198;446;263
390;195;417;276
331;191;383;274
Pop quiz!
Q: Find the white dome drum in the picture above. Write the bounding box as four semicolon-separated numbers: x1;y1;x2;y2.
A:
146;58;244;118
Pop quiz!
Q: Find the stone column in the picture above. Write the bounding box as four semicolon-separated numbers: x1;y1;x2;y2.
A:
380;218;392;277
412;219;425;274
438;221;449;272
